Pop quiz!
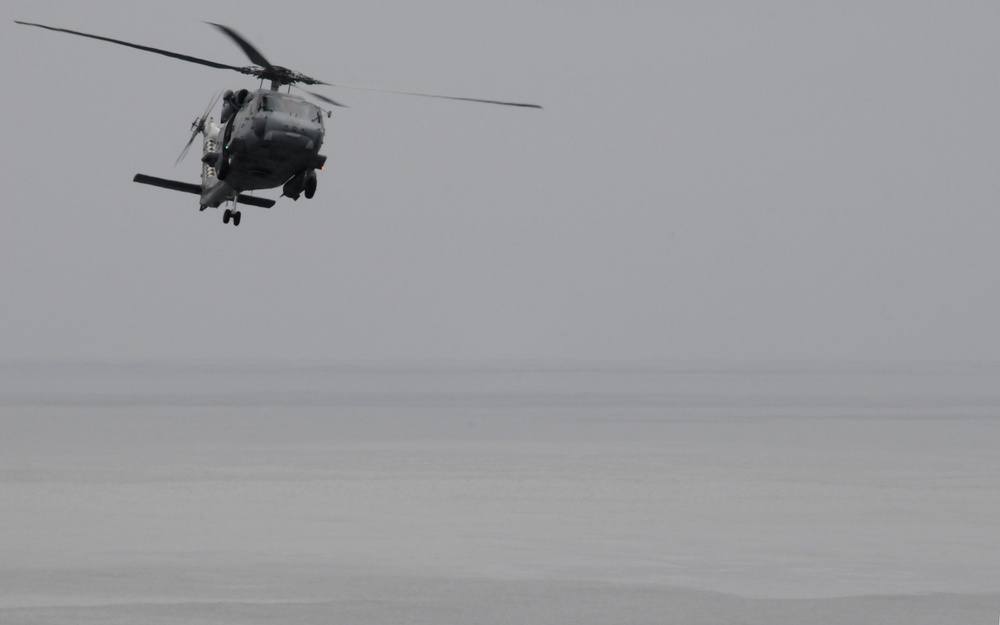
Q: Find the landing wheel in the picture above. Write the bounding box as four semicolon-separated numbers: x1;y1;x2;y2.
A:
304;174;317;199
233;211;242;226
223;208;232;224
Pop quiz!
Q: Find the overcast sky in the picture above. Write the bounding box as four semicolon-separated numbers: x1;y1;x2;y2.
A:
3;1;1000;362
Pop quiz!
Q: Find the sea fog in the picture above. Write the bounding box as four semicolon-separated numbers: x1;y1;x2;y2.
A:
1;361;998;623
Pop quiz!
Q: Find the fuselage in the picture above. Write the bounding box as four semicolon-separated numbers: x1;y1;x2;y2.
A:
199;89;327;208
224;90;326;192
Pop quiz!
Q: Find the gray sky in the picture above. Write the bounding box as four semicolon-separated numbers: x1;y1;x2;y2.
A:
4;1;1000;362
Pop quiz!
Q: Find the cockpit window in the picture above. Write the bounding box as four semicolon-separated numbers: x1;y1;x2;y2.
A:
261;95;321;121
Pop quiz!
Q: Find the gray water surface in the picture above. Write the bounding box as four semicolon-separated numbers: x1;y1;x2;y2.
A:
2;362;998;623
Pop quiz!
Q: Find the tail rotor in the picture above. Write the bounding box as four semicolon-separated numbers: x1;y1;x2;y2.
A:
176;92;221;165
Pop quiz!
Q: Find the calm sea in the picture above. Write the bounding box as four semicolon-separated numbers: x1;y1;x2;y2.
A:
1;361;998;623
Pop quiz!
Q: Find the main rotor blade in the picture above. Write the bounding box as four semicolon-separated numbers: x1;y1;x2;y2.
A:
324;82;542;109
297;87;348;108
14;21;246;73
204;22;272;69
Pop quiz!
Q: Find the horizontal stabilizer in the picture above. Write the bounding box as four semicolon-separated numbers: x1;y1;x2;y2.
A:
133;173;201;195
133;174;276;208
235;194;275;208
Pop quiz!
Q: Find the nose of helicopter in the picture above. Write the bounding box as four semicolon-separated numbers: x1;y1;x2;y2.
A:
255;112;324;153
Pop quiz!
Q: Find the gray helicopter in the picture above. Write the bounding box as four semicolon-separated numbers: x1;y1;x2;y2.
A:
16;21;540;226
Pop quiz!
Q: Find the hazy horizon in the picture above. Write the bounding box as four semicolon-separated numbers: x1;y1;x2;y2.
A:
3;3;999;622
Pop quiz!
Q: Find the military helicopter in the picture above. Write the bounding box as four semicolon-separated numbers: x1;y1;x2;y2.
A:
15;21;541;226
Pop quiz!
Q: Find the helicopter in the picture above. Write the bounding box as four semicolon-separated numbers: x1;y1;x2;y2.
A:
15;21;541;226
